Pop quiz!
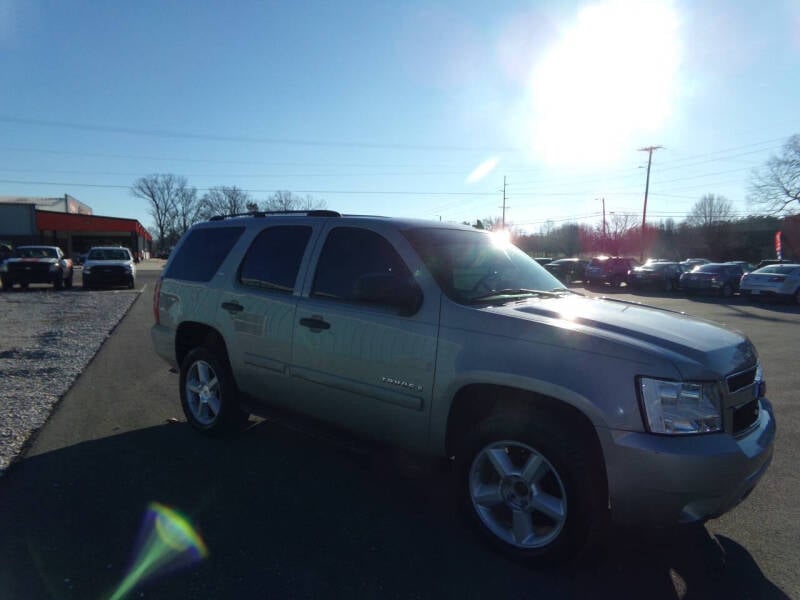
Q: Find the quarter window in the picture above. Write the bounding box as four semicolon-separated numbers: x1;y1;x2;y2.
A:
311;227;412;303
165;226;244;282
239;226;312;293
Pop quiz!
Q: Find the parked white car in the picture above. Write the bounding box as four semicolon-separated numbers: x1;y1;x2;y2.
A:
739;264;800;304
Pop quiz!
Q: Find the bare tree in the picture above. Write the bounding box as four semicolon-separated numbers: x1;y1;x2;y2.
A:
749;135;800;215
199;186;252;219
687;194;734;227
262;191;326;211
686;194;735;258
174;184;200;238
131;174;185;249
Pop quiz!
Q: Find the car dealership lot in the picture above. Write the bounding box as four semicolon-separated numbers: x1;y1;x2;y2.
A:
0;274;797;599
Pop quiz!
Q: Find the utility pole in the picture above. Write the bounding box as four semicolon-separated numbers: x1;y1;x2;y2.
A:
638;146;662;261
601;197;607;253
500;175;508;229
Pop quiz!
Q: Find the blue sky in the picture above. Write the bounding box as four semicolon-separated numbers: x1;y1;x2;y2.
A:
1;0;798;233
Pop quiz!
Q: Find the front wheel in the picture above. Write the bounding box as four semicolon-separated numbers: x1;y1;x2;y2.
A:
65;271;73;289
179;346;249;435
720;283;733;298
457;412;608;564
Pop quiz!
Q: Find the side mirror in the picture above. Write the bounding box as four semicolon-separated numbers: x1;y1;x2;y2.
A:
353;273;423;316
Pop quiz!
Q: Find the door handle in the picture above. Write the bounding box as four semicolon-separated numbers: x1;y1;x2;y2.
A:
299;317;330;330
221;301;244;313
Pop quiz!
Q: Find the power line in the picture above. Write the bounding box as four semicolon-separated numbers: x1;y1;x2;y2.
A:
0;115;518;153
0;178;501;196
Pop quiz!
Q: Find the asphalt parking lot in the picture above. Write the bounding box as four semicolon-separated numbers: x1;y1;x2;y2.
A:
0;272;797;599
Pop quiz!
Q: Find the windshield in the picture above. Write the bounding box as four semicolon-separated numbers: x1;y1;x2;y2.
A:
14;247;57;259
403;228;565;304
88;249;131;261
756;265;798;275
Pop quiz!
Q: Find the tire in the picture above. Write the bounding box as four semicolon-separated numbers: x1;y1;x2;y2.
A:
179;346;249;436
720;283;733;298
456;411;608;564
0;276;9;291
795;288;800;306
65;271;73;289
127;277;135;290
53;272;63;290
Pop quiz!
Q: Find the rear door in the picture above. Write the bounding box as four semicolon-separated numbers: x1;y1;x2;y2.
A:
216;224;318;401
290;224;440;448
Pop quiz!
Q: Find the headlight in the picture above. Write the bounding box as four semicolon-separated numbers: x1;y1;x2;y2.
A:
49;263;59;271
124;265;133;272
639;377;722;434
83;266;91;274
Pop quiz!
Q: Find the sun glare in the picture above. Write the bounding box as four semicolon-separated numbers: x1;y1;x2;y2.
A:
526;0;681;165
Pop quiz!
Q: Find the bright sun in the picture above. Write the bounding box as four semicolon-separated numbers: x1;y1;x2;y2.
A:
526;0;681;166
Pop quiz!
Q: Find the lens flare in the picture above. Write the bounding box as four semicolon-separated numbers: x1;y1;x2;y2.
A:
466;157;499;183
108;502;208;600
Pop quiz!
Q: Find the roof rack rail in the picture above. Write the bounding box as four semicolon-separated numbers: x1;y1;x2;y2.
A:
208;210;341;221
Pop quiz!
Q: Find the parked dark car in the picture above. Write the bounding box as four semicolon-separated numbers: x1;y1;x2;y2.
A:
544;258;588;283
628;261;683;292
585;256;638;288
679;263;746;297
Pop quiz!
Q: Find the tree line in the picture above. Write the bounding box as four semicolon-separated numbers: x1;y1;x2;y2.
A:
131;174;325;249
479;133;800;262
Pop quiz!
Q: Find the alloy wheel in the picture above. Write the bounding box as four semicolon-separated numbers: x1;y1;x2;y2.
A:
469;440;567;549
184;360;222;425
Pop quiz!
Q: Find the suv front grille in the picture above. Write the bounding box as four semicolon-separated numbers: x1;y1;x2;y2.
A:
9;262;50;276
727;367;757;393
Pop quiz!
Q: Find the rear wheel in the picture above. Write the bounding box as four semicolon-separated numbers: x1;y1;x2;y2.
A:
180;346;249;435
720;283;733;298
795;288;800;306
457;411;608;564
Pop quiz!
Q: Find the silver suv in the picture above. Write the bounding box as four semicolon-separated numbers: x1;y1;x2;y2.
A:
151;212;775;563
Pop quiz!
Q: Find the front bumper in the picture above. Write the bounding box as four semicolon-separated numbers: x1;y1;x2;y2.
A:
603;398;775;525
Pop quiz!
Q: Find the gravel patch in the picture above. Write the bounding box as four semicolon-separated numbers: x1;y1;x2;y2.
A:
0;289;138;474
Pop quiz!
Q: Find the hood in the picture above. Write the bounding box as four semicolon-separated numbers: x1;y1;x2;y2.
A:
483;295;756;379
84;260;133;269
6;257;58;264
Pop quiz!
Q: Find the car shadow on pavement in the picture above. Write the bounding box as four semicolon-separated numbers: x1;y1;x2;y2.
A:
0;422;789;600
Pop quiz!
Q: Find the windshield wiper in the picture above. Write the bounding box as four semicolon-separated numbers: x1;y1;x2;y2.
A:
468;288;561;303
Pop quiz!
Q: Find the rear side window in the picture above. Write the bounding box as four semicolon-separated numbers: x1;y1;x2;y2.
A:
312;227;412;302
238;226;312;293
165;226;244;282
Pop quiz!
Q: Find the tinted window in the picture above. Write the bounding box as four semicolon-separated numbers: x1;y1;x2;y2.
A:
239;226;311;293
166;226;244;282
312;227;412;302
